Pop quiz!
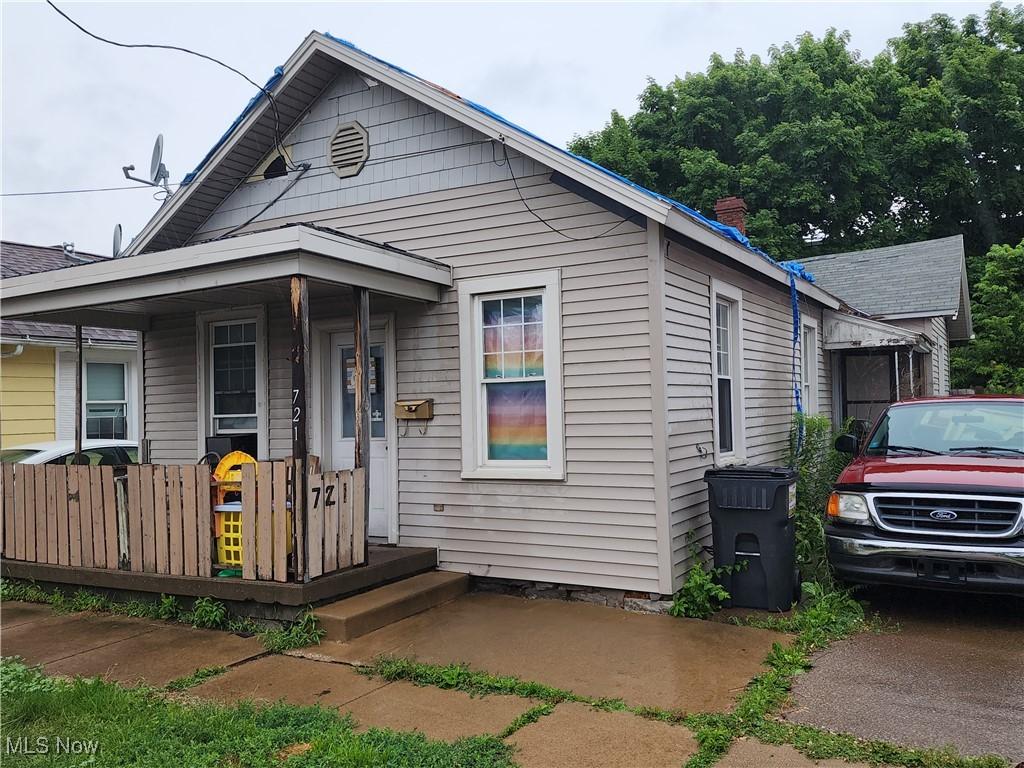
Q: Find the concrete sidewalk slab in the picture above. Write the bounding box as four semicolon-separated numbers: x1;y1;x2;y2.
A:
718;738;878;768
297;593;787;712
1;601;57;629
1;611;158;664
342;679;537;741
45;623;263;687
192;655;388;707
788;589;1024;762
507;701;698;768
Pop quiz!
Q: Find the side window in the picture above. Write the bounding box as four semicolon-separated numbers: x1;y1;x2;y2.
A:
801;321;819;414
711;281;745;464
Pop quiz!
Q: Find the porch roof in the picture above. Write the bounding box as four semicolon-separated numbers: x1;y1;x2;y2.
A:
823;311;929;352
0;224;452;330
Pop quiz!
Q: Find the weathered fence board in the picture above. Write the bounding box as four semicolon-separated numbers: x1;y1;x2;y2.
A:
272;460;288;583
196;464;212;578
166;465;183;576
126;466;142;571
45;466;58;564
256;462;273;580
2;465;14;559
241;464;257;581
306;472;324;580
101;466;117;569
181;465;198;577
56;468;69;566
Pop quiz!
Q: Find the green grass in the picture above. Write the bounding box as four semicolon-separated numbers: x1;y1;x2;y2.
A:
1;579;325;653
0;658;515;768
163;666;227;692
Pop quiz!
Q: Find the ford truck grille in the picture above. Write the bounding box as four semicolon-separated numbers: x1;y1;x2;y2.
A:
872;495;1023;539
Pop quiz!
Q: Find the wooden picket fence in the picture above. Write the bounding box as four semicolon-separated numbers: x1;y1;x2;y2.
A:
1;461;366;583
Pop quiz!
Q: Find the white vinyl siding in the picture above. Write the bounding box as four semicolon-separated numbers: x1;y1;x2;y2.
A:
143;314;198;463
663;241;830;586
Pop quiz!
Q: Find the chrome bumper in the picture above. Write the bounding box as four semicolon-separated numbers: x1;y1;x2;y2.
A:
828;534;1024;567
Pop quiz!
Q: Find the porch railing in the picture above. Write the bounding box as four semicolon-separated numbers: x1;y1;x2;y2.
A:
1;461;365;583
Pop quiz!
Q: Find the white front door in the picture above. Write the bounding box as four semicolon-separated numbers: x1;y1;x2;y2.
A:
329;330;391;538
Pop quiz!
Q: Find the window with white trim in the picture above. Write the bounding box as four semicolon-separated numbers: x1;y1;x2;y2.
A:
711;281;745;463
458;271;564;480
210;320;258;433
801;320;819;414
85;362;127;439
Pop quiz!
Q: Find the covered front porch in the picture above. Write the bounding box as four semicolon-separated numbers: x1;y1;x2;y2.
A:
0;224;451;606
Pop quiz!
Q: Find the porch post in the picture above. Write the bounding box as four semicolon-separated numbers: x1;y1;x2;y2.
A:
74;325;83;464
352;286;371;562
290;276;310;582
289;276;310;462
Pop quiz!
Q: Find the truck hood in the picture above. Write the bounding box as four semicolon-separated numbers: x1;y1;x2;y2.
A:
838;455;1024;492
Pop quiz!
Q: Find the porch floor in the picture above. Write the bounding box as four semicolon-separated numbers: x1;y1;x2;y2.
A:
1;545;437;611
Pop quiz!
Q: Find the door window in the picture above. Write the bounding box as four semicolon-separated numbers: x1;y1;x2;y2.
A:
340;345;386;439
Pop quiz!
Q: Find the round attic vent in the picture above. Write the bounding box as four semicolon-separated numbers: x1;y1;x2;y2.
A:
329;121;369;178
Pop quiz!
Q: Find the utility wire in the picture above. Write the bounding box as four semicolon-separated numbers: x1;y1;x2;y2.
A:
498;142;642;241
45;0;297;171
2;139;495;198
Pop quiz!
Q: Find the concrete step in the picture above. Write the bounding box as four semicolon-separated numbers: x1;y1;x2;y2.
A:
315;570;468;642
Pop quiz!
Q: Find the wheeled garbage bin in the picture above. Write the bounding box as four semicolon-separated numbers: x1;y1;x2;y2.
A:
704;466;798;612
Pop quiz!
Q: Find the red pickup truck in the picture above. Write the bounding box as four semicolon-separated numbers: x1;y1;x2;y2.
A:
826;395;1024;595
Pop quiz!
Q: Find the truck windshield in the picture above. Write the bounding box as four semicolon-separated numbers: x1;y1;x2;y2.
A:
865;402;1024;457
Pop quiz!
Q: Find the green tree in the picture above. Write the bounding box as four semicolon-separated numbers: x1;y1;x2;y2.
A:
951;241;1024;392
569;4;1024;261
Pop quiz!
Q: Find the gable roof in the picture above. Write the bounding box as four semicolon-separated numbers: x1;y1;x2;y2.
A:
794;235;972;338
0;241;135;345
122;32;839;309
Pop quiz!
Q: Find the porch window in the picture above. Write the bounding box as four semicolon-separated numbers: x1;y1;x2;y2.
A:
211;320;257;433
801;320;819;414
711;280;745;464
85;362;127;439
458;270;564;480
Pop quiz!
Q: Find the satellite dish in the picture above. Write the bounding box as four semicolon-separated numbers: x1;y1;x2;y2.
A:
112;224;123;258
150;134;165;184
123;134;170;195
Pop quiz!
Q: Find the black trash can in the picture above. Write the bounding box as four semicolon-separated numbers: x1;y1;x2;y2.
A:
704;466;798;612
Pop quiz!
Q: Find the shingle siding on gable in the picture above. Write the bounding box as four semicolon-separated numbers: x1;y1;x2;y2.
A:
194;70;547;238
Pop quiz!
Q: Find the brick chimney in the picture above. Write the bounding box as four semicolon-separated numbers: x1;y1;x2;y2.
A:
714;196;748;235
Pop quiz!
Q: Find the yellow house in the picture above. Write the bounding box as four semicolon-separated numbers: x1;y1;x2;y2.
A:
1;242;136;449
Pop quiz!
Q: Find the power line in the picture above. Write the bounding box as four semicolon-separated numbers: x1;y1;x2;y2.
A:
2;139;495;198
498;142;642;241
45;0;297;171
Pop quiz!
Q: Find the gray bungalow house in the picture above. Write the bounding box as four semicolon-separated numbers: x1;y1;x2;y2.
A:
1;33;931;599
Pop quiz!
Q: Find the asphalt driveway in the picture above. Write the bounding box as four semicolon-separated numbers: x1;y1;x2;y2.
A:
786;586;1024;763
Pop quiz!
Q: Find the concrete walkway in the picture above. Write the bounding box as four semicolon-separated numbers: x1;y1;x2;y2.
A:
291;592;788;712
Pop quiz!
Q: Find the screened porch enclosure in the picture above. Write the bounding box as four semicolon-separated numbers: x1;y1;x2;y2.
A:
0;225;451;601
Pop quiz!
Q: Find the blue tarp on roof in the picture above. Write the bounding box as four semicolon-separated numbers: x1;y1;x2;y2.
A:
180;33;814;284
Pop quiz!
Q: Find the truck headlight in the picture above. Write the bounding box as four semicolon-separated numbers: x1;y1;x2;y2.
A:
827;492;870;524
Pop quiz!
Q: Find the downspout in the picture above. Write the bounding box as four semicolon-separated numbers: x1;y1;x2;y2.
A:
1;344;25;358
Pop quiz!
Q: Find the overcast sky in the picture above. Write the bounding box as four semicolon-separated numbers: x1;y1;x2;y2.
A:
1;0;986;255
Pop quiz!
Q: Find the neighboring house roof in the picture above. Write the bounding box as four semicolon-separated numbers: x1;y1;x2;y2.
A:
122;32;839;309
796;235;973;340
1;240;105;278
0;241;135;345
